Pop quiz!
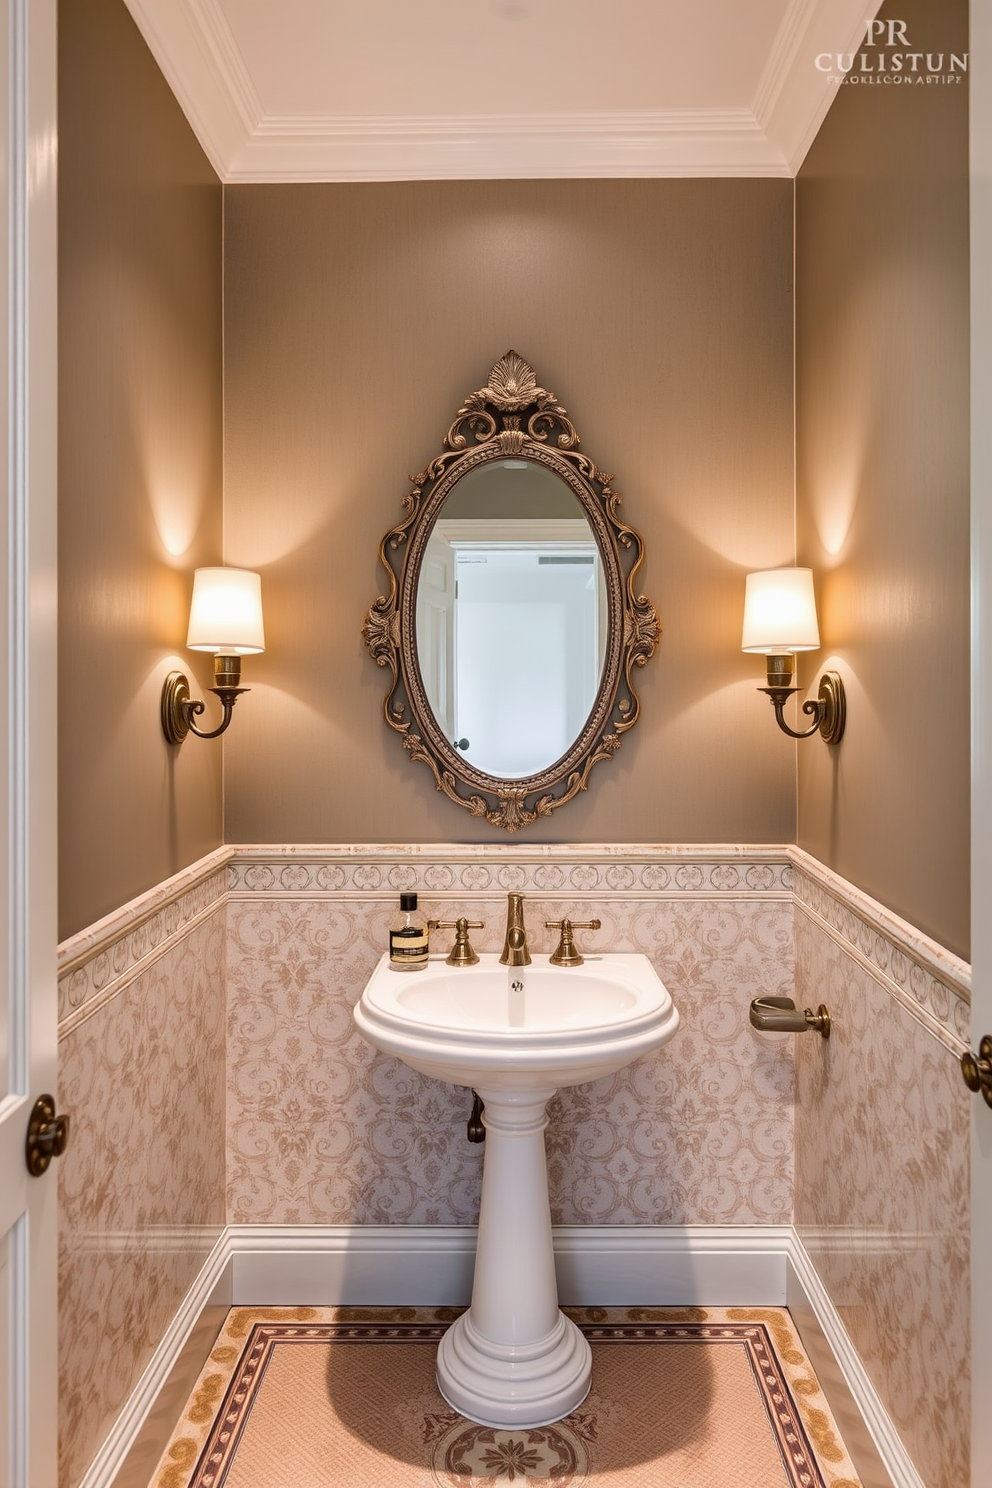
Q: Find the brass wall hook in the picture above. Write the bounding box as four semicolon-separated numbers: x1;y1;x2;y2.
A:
749;995;831;1039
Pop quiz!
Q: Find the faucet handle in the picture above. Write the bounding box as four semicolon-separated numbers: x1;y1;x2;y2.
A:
431;917;484;967
546;918;602;967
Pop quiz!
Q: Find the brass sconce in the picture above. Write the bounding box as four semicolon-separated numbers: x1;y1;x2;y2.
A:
742;567;845;744
161;567;265;744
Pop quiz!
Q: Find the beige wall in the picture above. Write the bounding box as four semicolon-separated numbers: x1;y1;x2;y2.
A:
58;0;224;940
58;0;972;962
222;179;797;847
795;0;970;957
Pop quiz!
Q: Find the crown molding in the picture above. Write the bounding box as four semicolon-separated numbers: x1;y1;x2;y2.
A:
222;108;792;182
756;0;884;172
123;0;882;182
122;0;260;179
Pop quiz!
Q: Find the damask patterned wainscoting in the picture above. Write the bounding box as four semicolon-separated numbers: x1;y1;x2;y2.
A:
225;846;796;1228
792;851;971;1488
57;852;229;1488
55;843;972;1488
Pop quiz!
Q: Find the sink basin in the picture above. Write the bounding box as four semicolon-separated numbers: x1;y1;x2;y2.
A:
353;947;679;1432
354;951;679;1091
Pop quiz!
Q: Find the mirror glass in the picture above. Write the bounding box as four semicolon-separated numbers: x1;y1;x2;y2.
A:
415;460;607;779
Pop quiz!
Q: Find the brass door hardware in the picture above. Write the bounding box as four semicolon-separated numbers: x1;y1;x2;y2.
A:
25;1094;70;1177
546;918;602;967
429;918;484;966
961;1035;992;1108
467;1091;486;1143
749;995;831;1039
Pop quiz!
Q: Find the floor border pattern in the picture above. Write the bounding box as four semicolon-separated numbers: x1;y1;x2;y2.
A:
150;1306;863;1488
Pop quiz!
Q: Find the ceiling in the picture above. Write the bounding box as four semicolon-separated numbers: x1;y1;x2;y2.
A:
123;0;881;182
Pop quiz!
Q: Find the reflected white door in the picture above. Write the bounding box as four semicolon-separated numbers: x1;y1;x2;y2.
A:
0;3;59;1485
972;5;992;1478
416;531;456;741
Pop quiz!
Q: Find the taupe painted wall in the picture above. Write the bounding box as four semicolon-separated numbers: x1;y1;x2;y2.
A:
222;180;797;846
795;0;970;957
58;0;224;939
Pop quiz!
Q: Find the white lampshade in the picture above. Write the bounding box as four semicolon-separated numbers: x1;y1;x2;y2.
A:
741;568;820;654
186;568;265;655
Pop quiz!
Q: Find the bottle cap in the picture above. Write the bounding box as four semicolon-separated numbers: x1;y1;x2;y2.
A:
399;893;418;911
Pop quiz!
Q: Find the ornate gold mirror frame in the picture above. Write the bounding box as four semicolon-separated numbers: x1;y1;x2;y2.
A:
363;352;660;831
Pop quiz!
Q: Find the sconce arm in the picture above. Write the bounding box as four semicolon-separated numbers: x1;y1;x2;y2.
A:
183;686;249;741
758;687;825;740
758;671;846;745
161;670;249;745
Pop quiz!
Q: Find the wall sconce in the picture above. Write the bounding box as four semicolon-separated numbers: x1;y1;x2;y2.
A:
161;567;265;744
741;567;845;743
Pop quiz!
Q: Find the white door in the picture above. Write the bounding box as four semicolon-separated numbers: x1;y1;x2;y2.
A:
972;3;992;1479
0;2;59;1485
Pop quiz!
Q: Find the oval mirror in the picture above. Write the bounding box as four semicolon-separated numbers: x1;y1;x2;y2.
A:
415;460;608;780
364;352;660;831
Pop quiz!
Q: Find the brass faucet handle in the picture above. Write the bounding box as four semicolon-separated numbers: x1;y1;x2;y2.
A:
546;918;602;967
432;917;484;967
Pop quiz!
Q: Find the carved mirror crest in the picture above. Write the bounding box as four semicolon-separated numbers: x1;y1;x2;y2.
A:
363;351;660;831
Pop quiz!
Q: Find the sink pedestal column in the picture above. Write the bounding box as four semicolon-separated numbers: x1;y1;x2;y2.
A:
436;1086;591;1428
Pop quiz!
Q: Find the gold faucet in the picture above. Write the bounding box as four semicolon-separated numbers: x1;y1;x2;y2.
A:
499;893;531;967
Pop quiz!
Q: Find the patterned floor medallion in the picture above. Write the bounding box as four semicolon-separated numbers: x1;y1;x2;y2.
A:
427;1416;591;1484
149;1308;863;1488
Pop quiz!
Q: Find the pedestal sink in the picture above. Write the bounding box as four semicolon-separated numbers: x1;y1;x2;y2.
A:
353;952;679;1428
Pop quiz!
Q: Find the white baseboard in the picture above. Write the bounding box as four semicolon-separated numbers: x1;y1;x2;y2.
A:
78;1235;231;1488
786;1233;924;1488
230;1224;478;1305
84;1224;920;1488
229;1223;792;1306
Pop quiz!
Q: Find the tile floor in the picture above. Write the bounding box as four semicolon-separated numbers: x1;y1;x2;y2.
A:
148;1307;862;1488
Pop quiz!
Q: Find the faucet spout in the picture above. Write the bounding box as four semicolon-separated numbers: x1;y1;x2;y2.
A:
499;893;531;967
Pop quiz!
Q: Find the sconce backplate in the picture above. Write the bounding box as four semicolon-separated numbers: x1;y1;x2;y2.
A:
817;671;846;744
161;670;192;745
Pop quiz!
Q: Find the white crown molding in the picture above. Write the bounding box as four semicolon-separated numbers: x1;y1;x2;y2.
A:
224;109;791;182
756;0;884;173
123;0;881;182
122;0;260;179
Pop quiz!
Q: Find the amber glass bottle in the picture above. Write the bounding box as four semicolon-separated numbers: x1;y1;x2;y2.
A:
389;892;428;971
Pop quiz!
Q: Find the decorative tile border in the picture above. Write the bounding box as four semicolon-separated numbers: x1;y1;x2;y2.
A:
57;850;230;1028
789;848;970;1050
226;844;795;898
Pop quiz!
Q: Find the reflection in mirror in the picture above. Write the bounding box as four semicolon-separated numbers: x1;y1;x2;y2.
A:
416;460;607;778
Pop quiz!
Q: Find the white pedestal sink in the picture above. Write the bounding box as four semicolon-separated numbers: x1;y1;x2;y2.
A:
354;952;679;1428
